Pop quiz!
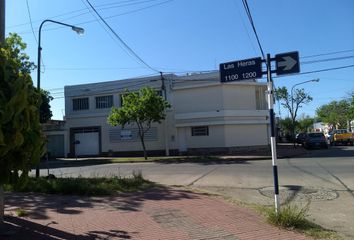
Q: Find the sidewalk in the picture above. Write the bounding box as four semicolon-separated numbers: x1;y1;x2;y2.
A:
2;186;311;240
39;143;307;170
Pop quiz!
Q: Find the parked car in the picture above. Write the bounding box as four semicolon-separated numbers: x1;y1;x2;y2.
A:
295;133;306;145
329;129;353;146
303;132;328;149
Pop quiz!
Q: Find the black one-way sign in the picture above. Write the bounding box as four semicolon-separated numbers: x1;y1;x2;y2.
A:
275;51;300;76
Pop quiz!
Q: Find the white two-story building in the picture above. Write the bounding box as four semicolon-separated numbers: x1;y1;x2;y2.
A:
63;72;269;157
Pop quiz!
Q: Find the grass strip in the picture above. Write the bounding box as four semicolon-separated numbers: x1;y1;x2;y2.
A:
260;204;343;240
5;172;152;196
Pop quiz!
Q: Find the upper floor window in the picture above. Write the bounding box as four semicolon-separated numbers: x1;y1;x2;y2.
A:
73;98;89;111
191;126;209;136
96;95;113;109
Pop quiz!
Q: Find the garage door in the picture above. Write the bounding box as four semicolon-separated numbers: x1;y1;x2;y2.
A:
75;132;99;156
47;134;64;158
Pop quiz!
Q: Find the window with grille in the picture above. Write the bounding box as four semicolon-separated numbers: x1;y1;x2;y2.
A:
191;126;209;136
73;98;89;111
96;95;113;109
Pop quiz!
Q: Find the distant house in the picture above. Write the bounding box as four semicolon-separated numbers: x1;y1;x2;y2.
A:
63;72;269;157
42;120;67;158
313;121;333;134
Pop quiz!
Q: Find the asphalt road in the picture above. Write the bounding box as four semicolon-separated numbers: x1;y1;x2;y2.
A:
39;145;354;239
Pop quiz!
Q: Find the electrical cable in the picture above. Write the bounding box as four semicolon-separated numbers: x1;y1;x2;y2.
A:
80;0;145;67
25;0;37;43
62;79;157;99
301;49;354;59
273;64;354;78
241;0;265;59
297;64;354;76
301;55;354;65
25;0;46;73
15;0;174;37
45;66;146;71
59;0;166;25
8;0;163;29
232;0;257;55
85;0;160;73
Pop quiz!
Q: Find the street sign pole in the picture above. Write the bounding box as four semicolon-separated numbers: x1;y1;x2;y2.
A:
219;50;300;216
266;53;280;214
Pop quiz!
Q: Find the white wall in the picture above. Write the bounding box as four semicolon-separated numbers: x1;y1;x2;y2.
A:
64;72;269;154
224;124;268;147
184;125;226;149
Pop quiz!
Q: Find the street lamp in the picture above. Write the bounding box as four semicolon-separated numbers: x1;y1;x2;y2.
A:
290;78;320;145
37;19;84;90
36;19;84;177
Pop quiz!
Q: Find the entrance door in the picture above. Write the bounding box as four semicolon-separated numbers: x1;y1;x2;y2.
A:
178;127;187;152
75;132;99;156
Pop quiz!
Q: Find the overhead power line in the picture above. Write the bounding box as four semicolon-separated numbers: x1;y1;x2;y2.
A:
60;0;169;27
301;55;354;65
301;49;354;59
241;0;265;59
298;64;354;75
15;0;174;38
8;0;165;29
85;0;160;73
80;0;142;65
25;0;37;43
272;64;354;79
49;63;354;100
25;0;46;72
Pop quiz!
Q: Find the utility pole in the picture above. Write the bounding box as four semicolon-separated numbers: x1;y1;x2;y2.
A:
0;0;4;43
0;0;5;225
160;72;170;156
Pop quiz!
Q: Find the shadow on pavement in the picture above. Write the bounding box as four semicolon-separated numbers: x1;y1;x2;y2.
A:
2;216;132;239
101;186;206;212
4;186;204;217
3;186;203;239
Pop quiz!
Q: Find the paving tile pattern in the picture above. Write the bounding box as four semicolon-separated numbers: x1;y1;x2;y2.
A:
2;187;310;240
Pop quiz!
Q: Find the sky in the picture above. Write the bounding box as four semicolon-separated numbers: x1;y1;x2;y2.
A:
5;0;354;120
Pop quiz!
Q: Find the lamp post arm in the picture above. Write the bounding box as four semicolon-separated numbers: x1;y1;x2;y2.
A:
37;19;84;90
39;19;81;33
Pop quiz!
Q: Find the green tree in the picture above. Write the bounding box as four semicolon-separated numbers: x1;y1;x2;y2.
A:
276;87;313;144
40;89;53;123
0;33;45;222
107;87;170;159
316;100;350;129
279;117;293;141
297;115;314;133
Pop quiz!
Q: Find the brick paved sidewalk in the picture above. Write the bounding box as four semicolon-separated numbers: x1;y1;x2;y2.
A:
2;187;310;240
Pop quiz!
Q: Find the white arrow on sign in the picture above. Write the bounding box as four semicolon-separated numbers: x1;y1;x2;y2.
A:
277;56;297;71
